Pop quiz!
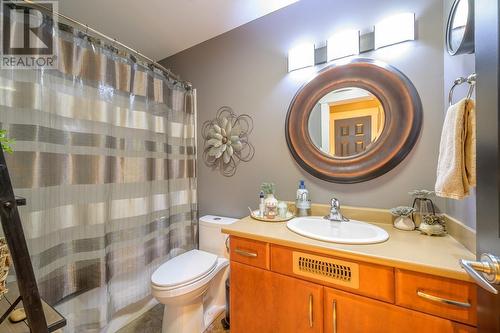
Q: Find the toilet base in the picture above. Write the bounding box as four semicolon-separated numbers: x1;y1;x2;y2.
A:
161;302;226;333
153;257;229;333
203;304;225;329
162;300;204;333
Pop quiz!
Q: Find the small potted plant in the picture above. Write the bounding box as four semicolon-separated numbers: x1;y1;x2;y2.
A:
260;182;278;219
420;215;446;236
0;130;14;154
390;206;416;231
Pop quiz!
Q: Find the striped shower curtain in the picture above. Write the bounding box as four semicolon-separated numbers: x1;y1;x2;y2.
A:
0;22;197;331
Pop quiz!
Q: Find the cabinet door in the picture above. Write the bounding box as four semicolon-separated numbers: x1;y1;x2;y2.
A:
324;287;476;333
271;267;323;333
231;261;323;333
230;261;274;333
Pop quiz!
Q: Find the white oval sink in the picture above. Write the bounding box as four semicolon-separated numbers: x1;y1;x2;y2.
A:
287;216;389;244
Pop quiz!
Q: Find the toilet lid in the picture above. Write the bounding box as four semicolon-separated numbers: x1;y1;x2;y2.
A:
151;250;218;288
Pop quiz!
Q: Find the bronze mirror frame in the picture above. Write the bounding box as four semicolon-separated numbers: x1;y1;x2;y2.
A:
285;58;423;183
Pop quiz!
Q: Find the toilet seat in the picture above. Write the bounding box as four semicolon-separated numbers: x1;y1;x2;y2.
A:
151;249;226;298
152;250;218;289
151;258;228;298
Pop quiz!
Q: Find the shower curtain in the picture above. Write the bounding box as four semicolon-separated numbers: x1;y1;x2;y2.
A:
0;17;197;332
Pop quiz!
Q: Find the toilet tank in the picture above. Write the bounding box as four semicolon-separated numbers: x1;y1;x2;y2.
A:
199;215;237;258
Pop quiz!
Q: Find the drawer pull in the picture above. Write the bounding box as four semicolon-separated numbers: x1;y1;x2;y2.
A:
308;294;313;328
234;248;258;258
416;290;471;308
332;300;337;333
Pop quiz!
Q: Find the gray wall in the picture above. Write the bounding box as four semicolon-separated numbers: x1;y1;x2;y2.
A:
161;0;475;225
442;0;476;229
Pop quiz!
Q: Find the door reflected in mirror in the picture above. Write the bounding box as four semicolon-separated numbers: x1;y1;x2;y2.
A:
308;87;385;157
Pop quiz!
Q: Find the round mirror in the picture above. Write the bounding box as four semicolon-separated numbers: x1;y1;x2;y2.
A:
308;87;385;158
286;59;422;183
446;0;474;55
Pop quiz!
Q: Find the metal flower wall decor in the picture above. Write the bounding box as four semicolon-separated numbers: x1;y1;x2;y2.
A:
202;106;254;177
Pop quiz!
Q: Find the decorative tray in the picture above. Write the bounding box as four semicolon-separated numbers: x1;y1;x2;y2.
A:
250;210;295;222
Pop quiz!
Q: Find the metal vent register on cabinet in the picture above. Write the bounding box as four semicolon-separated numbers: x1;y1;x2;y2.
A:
293;252;360;289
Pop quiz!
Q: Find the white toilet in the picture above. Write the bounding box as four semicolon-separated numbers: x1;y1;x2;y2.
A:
151;215;237;333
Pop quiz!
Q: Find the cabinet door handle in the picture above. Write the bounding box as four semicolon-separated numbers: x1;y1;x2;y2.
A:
332;300;337;333
308;294;313;328
234;248;257;258
416;290;471;308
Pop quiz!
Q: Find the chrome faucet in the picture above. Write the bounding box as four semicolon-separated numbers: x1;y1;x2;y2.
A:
324;198;349;222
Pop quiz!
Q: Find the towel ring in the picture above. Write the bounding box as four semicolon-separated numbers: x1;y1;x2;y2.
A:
448;73;476;106
448;78;466;106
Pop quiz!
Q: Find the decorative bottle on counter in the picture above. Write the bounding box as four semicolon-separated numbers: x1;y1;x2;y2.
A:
261;182;278;219
264;194;278;219
295;180;311;217
277;201;288;219
258;191;265;217
409;190;436;227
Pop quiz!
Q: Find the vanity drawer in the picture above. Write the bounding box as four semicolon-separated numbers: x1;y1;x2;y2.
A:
324;287;476;333
270;244;395;303
230;236;270;269
395;269;477;326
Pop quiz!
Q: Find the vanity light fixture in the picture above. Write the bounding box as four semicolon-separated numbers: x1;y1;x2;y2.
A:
374;13;415;49
288;43;315;72
327;30;360;61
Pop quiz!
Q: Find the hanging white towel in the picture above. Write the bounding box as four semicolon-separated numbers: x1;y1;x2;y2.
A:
435;98;476;199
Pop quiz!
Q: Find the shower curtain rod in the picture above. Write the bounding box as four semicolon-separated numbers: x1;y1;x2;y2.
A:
22;0;192;89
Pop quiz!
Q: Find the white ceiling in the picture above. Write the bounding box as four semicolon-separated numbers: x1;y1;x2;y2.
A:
58;0;298;60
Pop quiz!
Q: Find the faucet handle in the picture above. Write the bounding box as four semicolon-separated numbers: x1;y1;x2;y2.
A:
326;198;349;222
330;198;340;209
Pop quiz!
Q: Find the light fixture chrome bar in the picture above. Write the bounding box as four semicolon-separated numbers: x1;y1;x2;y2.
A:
21;0;192;88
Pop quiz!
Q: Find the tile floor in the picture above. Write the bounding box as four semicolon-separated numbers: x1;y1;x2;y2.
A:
117;304;229;333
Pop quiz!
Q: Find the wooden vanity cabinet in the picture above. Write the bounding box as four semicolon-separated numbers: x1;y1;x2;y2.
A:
229;236;477;333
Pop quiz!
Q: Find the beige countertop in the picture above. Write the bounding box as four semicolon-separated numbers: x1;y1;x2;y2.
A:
222;215;476;282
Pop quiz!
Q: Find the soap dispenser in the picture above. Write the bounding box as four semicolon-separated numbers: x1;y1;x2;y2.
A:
295;180;311;217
